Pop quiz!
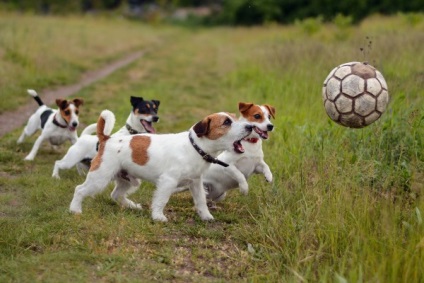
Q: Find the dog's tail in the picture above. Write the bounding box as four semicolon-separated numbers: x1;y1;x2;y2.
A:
27;89;44;106
97;110;115;143
80;123;98;136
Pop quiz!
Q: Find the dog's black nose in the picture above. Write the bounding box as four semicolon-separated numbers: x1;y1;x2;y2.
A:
246;124;253;131
267;124;274;131
72;122;78;127
152;116;159;122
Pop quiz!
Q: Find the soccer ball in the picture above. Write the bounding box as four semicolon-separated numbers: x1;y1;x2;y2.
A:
322;62;389;128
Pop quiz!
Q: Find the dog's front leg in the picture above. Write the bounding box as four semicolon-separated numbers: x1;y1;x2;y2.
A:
24;135;46;161
255;161;273;183
225;164;249;195
151;177;178;222
189;177;214;221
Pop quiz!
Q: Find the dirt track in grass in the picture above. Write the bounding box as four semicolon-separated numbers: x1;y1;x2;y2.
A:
0;51;144;138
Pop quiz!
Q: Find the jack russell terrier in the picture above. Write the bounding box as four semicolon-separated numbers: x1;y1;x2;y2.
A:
17;89;83;161
70;110;253;222
203;102;275;203
52;96;160;178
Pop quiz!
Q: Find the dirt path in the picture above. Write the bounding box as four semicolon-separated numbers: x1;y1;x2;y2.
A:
0;50;144;138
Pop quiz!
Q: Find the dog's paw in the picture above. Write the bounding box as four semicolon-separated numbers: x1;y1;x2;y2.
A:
265;172;273;183
239;182;249;195
152;213;168;222
69;207;82;214
198;210;214;221
24;156;34;161
52;173;61;179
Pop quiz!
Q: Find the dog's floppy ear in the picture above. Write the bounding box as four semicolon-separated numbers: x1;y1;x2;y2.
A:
264;104;276;119
238;102;254;114
193;117;211;138
56;99;68;110
152;100;160;108
130;96;144;108
73;98;84;108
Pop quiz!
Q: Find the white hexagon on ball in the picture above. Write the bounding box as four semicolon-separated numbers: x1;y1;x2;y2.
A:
322;62;389;128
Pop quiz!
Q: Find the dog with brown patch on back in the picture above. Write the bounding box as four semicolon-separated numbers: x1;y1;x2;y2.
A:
17;89;83;161
52;96;160;178
69;109;253;222
202;102;275;204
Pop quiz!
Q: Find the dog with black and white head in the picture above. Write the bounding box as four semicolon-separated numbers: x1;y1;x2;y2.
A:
17;89;83;161
52;96;160;178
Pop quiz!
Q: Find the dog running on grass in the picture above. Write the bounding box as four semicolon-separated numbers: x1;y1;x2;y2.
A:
203;102;275;203
52;96;159;178
17;89;83;161
70;109;253;222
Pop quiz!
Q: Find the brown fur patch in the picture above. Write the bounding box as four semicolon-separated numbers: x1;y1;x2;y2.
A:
205;114;232;140
240;104;266;123
90;116;110;171
130;135;151;166
263;104;276;119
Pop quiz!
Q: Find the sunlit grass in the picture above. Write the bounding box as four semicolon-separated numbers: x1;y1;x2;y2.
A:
0;12;423;282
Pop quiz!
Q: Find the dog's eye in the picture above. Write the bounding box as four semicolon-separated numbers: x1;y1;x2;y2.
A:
64;110;70;116
223;118;232;126
254;114;261;119
75;110;79;115
268;115;271;119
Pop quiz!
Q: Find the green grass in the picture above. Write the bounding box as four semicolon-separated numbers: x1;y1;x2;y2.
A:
1;12;424;282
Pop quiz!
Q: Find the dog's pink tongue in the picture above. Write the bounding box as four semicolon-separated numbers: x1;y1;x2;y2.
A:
69;126;76;132
141;120;156;134
254;127;268;139
233;141;245;154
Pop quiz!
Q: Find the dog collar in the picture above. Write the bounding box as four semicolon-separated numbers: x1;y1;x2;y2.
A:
188;132;229;167
126;123;141;135
244;137;259;143
53;114;68;129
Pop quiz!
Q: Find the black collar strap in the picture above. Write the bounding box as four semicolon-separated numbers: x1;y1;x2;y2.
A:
188;132;229;167
53;114;68;128
126;123;141;135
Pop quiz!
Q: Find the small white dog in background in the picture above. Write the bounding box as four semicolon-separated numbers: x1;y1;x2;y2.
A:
52;96;160;178
17;89;84;161
69;110;253;222
203;102;275;203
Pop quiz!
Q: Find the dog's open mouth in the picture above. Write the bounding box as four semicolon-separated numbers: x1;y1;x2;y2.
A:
233;140;245;153
254;126;269;139
141;120;156;134
68;126;76;132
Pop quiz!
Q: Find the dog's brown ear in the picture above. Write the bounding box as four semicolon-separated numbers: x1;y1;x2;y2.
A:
56;99;68;110
73;98;84;108
263;104;276;119
238;102;254;114
193;117;211;137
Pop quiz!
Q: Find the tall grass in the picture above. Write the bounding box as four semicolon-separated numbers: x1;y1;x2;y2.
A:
0;12;174;113
0;13;423;282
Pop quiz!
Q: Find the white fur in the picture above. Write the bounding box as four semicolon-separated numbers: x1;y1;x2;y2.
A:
17;90;80;161
203;105;274;202
69;111;253;222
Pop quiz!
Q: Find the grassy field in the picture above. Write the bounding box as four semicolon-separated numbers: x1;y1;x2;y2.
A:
1;12;424;282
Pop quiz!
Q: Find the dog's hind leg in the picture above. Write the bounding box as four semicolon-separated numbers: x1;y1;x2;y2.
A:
189;178;214;221
17;114;40;144
69;171;111;214
52;145;87;178
110;177;142;210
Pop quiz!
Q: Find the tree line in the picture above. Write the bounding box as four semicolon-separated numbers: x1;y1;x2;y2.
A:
1;0;422;24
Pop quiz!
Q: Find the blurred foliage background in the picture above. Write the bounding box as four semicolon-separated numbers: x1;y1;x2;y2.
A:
1;0;422;25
